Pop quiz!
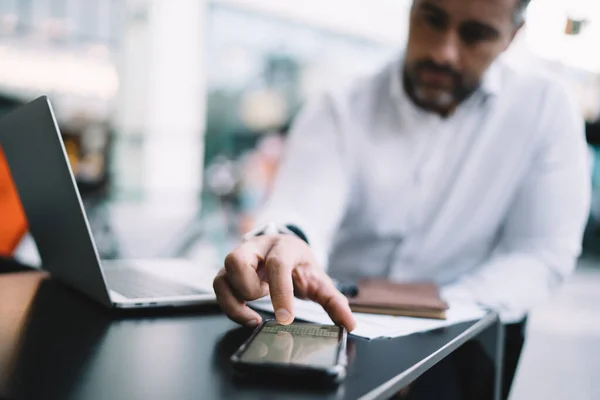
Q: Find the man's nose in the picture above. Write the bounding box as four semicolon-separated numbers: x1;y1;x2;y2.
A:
431;31;460;68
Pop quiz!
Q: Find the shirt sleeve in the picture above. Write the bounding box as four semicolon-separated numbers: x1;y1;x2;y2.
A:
441;83;592;321
254;93;352;269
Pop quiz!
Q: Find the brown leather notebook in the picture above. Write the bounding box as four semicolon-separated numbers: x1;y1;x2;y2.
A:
348;279;449;320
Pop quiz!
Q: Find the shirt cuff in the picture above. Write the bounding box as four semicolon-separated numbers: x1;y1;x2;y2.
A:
242;222;309;244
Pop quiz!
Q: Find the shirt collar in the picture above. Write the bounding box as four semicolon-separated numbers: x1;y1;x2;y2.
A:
389;57;429;122
479;60;502;98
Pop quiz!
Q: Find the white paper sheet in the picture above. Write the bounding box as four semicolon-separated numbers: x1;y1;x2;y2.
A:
249;297;486;339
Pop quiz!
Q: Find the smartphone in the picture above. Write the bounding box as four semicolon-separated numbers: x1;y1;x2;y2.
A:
230;319;348;385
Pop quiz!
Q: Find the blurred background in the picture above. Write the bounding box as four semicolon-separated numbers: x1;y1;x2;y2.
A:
0;1;599;398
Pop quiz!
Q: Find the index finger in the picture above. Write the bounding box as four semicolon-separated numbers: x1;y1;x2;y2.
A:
264;248;296;325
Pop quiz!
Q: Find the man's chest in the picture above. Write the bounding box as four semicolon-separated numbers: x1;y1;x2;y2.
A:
343;100;539;237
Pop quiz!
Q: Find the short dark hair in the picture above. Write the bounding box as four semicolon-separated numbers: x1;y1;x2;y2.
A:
514;0;532;24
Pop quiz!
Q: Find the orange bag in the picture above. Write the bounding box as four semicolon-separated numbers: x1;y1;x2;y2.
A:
0;147;27;256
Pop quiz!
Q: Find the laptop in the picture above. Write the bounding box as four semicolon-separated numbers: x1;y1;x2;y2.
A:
0;96;217;309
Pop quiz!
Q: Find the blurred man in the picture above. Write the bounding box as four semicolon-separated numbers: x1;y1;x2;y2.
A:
213;0;591;397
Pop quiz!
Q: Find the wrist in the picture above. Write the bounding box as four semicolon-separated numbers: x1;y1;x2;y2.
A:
242;222;309;245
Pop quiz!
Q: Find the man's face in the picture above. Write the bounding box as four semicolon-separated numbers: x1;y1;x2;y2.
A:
404;0;522;114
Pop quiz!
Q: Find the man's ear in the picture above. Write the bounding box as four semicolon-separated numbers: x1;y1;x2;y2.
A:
504;21;525;52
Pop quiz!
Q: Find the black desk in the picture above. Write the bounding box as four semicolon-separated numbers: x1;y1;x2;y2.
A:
0;269;503;400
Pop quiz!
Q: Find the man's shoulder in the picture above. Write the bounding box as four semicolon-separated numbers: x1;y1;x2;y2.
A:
496;57;584;144
497;56;575;104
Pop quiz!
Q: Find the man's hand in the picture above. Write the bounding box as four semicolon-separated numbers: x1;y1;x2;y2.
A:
213;235;356;331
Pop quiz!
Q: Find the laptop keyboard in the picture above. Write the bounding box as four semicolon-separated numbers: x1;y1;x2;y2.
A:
104;268;208;299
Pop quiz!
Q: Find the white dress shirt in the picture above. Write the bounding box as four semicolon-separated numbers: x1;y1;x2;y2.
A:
256;55;591;322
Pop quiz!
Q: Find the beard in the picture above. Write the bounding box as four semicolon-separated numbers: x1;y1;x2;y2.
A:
403;59;478;114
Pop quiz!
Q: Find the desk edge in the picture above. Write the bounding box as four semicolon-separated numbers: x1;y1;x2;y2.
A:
358;312;499;400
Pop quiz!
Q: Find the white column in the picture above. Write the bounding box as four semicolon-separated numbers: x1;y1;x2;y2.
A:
143;0;205;208
113;0;152;200
113;0;205;209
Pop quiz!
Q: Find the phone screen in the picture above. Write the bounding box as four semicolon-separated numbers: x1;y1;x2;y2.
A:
239;321;342;368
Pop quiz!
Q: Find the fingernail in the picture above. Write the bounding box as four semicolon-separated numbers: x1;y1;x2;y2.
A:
275;309;291;323
246;319;260;328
